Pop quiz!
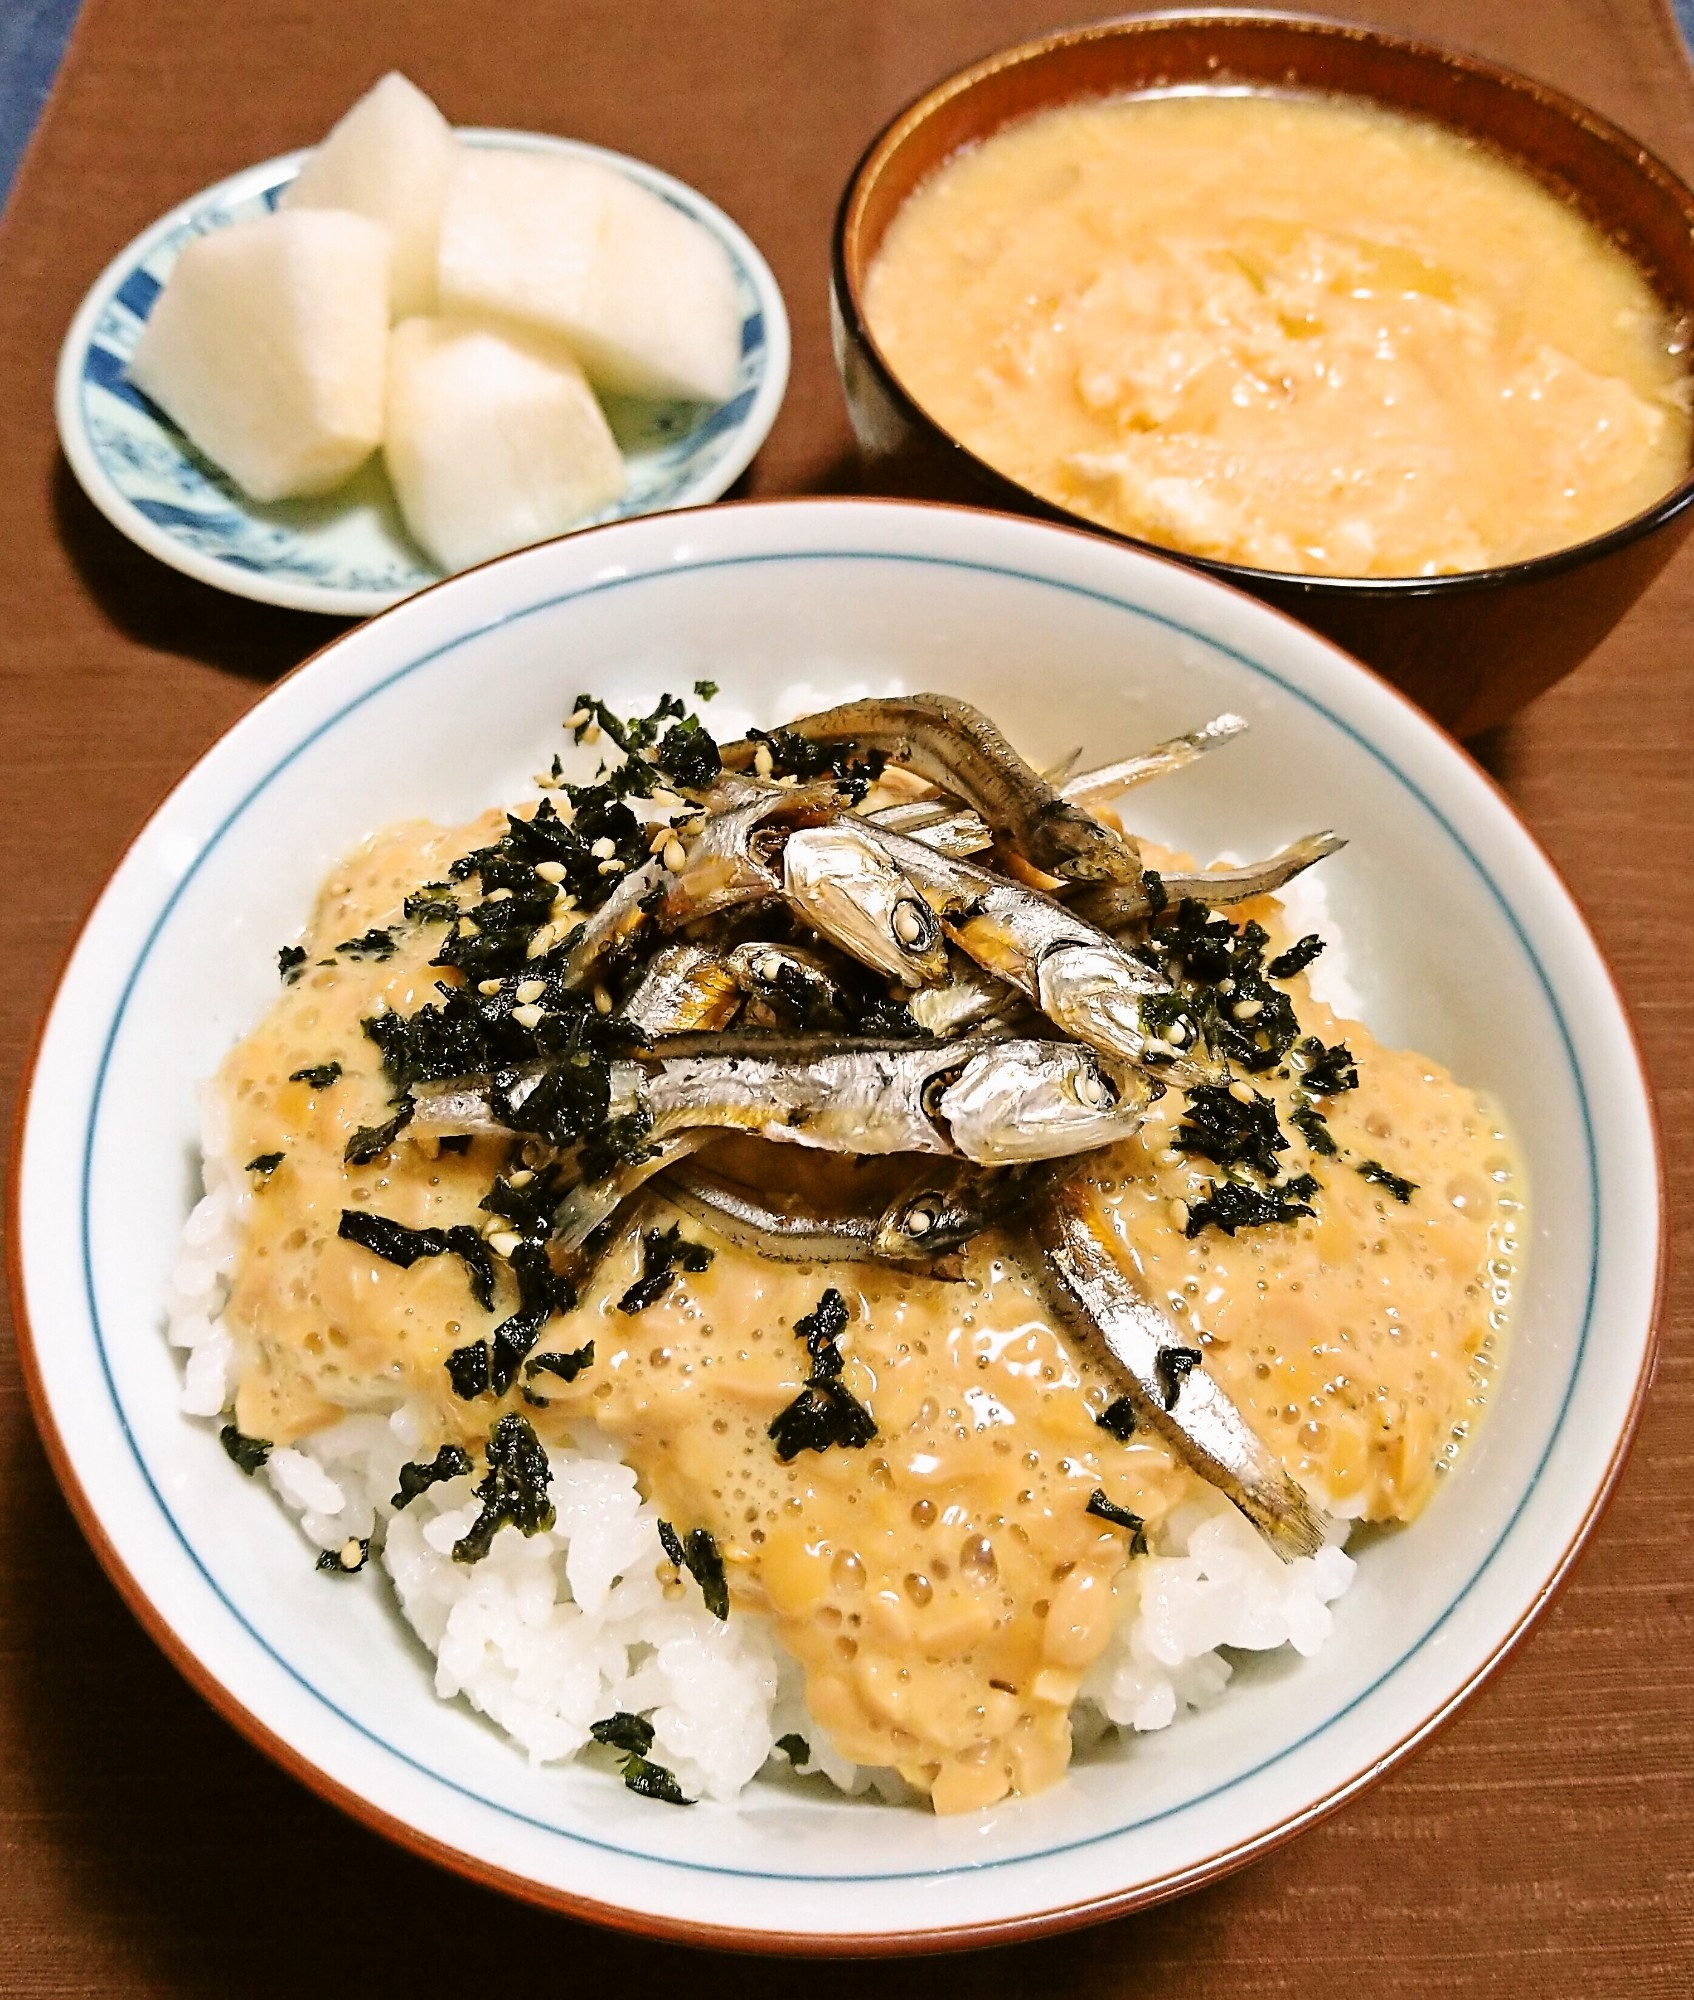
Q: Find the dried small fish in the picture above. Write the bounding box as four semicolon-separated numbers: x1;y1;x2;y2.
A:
730;694;1139;883
906;951;1027;1039
552;1133;713;1255
782;822;951;987
1071;834;1346;932
655;779;841;931
617;942;742;1039
1033;1180;1328;1561
664;1157;1039;1264
854;822;1214;1083
863;796;995;858
1060;714;1248;808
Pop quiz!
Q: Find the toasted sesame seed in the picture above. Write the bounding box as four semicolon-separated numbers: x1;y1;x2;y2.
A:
485;886;513;903
650;787;683;809
593;985;614;1015
1233;999;1263;1021
535;860;567;884
551;893;578;918
526;923;561;959
512;1002;544;1030
597;857;623;876
582;722;601;745
478;979;502;996
663;838;687;873
508;1169;535;1188
590;836;617;861
488;1230;523;1259
567;707;590;729
554;800;576;825
753;743;775;779
515;978;545;1005
1169;1198;1191;1232
648;823;671;852
1229;1079;1255;1104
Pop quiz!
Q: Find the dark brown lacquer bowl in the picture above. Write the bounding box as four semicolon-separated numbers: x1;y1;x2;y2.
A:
832;11;1694;736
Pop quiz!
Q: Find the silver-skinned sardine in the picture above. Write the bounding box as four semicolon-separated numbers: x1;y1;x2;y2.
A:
851;822;1215;1084
726;693;1140;883
616;942;743;1039
663;1156;1040;1264
1033;1179;1329;1561
724;941;850;1032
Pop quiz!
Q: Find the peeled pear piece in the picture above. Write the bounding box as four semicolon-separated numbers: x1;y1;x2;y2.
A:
129;209;390;502
437;150;742;404
281;72;457;319
384;315;628;572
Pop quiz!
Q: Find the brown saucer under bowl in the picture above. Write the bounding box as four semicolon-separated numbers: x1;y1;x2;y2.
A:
831;11;1694;736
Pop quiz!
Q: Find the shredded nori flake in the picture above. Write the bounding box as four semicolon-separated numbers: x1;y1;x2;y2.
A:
1290;1102;1339;1156
692;679;719;701
343;1104;414;1165
219;1424;272;1475
525;1341;595;1384
492;1054;611;1149
402;883;458;923
617;1223;713;1314
776;1734;811;1767
1297;1037;1359;1094
446;1342;491;1400
622;1757;693;1806
316;1539;370;1574
1086;1489;1149;1556
1142;868;1169;916
769;1287;877;1461
1185;1173;1320;1238
338;1208;450;1266
451;1413;555;1563
1094;1396;1139;1442
1175;1082;1289;1179
246;1151;285;1178
1356;1158;1418;1203
337;927;399;960
1154;1345;1203;1410
391;1443;474;1510
277;944;307;984
480;1162;570;1243
447;1224;498;1311
1268;934;1326;980
288;1062;342;1089
745;726;885;804
657;1522;730;1620
576;1107;658;1186
588;1713;692;1804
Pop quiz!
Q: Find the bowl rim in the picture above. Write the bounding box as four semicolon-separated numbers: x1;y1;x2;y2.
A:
54;126;792;618
831;6;1694;598
5;493;1669;1953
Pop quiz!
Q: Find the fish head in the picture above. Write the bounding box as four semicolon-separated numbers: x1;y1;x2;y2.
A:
1032;802;1143;883
1035;940;1214;1083
782;824;951;987
936;1039;1160;1164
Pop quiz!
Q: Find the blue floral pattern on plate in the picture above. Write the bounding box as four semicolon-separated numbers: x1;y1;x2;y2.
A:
57;131;789;614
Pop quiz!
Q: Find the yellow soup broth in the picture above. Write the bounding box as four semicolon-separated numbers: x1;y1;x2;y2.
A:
863;91;1691;575
217;806;1519;1813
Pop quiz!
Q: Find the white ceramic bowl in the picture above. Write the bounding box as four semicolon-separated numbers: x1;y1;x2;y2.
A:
9;500;1661;1952
55;131;790;616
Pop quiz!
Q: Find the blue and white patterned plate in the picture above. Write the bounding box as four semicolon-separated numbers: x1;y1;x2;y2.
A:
55;130;790;616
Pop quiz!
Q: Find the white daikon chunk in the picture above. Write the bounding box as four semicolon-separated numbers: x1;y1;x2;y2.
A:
437;150;741;404
129;209;390;502
383;315;627;572
281;72;458;319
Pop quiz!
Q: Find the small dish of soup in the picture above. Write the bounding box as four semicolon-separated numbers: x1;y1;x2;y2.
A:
862;89;1691;580
832;15;1694;732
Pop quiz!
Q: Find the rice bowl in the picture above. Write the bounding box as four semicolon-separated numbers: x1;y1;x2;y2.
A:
9;499;1661;1949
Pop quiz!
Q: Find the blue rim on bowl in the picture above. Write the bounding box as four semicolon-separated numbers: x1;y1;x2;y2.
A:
54;131;791;617
7;499;1664;1951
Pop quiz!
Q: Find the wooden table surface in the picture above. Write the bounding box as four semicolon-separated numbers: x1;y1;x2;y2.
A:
3;1;1691;1989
